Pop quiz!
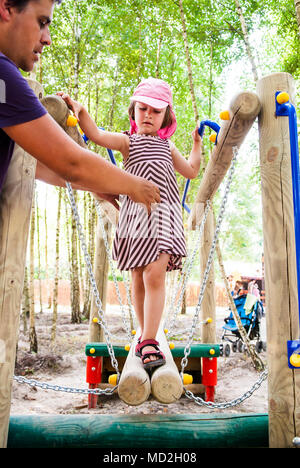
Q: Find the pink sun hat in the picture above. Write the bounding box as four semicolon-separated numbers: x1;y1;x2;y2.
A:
129;78;177;139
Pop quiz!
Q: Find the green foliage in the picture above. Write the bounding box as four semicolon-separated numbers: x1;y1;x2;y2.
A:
32;0;300;269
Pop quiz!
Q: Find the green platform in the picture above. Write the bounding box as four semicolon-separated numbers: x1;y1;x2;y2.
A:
8;413;268;448
85;343;221;358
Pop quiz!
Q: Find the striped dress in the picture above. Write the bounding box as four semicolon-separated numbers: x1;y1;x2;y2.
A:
112;134;187;271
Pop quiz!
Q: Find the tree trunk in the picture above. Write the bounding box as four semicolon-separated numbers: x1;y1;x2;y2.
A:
51;188;62;342
29;184;37;353
233;0;259;82
294;0;300;35
178;0;199;123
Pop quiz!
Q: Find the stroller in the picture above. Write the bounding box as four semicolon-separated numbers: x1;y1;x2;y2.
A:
221;293;265;357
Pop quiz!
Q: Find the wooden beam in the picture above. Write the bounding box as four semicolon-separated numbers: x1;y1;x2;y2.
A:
257;72;300;448
8;413;269;448
189;91;261;228
0;80;43;448
117;334;151;406
150;327;183;403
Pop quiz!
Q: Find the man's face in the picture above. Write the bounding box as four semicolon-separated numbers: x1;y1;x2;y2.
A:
6;0;54;71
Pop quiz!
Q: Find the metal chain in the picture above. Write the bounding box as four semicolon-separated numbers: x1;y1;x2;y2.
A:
94;200;132;341
164;200;212;336
180;147;238;377
65;183;120;378
13;374;118;395
184;368;268;409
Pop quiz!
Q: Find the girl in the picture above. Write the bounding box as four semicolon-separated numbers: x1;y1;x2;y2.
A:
58;78;202;370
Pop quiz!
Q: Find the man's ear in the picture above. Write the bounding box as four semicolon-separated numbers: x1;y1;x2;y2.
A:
0;0;11;21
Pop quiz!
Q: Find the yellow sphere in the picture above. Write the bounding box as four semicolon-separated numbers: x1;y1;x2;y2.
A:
67;115;78;127
206;317;213;324
183;373;193;385
209;348;216;356
131;329;136;335
219;110;230;120
89;348;95;354
92;317;98;323
169;342;175;350
276;91;289;104
108;374;118;386
290;353;300;367
124;344;131;352
164;328;169;334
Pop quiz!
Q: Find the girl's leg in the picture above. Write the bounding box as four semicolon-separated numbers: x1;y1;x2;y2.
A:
141;253;170;364
131;266;145;334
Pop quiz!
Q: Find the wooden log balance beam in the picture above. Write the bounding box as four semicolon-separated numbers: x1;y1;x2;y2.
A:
117;327;183;405
117;333;151;405
189;91;261;229
150;326;183;403
7;413;269;448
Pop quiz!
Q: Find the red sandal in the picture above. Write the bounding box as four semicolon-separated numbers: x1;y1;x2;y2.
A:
135;339;166;370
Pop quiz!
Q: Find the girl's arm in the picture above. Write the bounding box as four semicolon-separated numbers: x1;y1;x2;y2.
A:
57;92;129;158
170;126;202;179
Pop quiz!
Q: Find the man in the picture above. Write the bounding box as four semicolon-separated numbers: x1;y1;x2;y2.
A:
0;0;160;209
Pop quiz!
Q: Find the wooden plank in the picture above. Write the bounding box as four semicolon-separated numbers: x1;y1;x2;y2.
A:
257;72;300;447
85;342;220;358
189;91;261;228
0;80;43;448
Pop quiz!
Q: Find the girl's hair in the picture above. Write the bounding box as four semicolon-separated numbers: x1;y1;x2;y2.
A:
128;101;174;130
6;0;62;11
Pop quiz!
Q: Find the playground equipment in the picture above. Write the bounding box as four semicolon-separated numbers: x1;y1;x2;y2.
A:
85;332;220;408
1;72;300;448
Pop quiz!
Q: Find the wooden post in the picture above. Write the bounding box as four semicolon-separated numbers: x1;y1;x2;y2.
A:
150;327;183;403
257;72;300;447
88;218;111;343
189;91;261;228
200;209;216;343
118;334;151;406
0;80;43;448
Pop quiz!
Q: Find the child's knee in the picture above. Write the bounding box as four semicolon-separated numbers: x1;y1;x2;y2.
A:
143;264;163;289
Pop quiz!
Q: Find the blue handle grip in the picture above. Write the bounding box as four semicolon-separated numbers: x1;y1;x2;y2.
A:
82;127;117;165
182;119;220;213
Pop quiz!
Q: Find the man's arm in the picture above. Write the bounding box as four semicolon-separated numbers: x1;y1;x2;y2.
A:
4;113;160;208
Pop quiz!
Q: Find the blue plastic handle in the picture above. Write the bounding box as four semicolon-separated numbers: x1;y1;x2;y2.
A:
81;127;117;165
276;92;300;345
182;120;221;213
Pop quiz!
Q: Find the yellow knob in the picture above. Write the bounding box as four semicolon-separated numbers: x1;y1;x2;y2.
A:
89;348;95;354
92;317;98;323
209;348;216;356
219;110;230;120
108;374;118;385
131;329;136;336
206;317;213;324
183;373;193;385
124;344;130;352
276;92;289;104
169;342;175;350
164;328;169;334
209;133;217;143
67;115;78;127
290;353;300;367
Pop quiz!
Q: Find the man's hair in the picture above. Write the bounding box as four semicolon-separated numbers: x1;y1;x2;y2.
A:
6;0;62;12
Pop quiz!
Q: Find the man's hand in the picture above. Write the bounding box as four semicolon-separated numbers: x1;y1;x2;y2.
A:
129;177;160;213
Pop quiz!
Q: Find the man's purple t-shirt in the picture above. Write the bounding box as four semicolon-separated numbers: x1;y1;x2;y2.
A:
0;52;47;191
